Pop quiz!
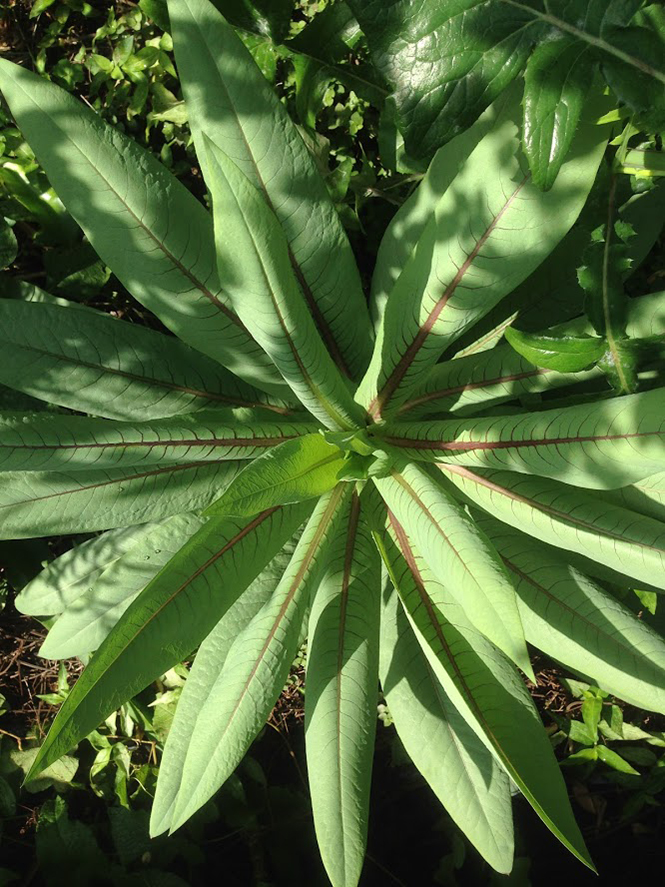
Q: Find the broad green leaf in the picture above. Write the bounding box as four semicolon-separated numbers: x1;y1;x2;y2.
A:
380;582;514;874
0;299;291;421
476;514;665;714
205;434;345;518
150;540;298;836
374;516;593;871
26;501;313;782
164;485;354;832
373;463;532;677
0;411;318;472
356;92;607;419
306;491;380;887
0;460;243;539
168;0;373;380
39;514;205;659
205;141;364;432
0;59;283;394
523;39;593;190
504;329;606;374
437;464;665;592
16;523;164;616
381;389;665;490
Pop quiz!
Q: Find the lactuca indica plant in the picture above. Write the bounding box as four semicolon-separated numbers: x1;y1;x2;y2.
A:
1;0;664;883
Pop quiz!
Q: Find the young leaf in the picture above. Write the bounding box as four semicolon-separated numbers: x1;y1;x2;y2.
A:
25;501;314;782
163;485;354;833
0;412;318;473
0;461;244;539
0;59;282;394
374;516;594;872
380;583;514;874
437;464;665;592
306;491;380;887
167;0;373;380
204;434;346;518
204;140;365;431
0;299;291;421
381;389;665;490
373;463;532;677
504;329;606;374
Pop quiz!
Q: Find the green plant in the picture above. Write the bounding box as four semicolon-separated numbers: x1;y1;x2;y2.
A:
0;0;664;884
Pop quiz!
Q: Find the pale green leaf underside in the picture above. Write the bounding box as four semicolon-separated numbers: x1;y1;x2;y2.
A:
168;0;373;380
0;299;290;421
306;491;380;887
0;59;283;394
0;460;244;539
380;583;514;874
438;464;665;592
26;501;314;782
164;485;354;833
0;411;318;472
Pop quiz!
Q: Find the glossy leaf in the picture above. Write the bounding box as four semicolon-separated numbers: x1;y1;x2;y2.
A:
26;501;313;781
373;463;531;676
380;583;514;873
306;491;380;887
205;434;345;518
0;59;282;393
504;329;606;374
167;0;373;380
0;299;290;421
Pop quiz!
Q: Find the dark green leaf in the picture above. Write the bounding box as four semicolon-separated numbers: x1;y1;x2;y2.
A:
504;328;606;373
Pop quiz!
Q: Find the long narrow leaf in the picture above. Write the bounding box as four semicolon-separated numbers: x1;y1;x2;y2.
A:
26;501;314;781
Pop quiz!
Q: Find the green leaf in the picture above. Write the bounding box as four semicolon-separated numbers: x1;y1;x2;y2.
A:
139;0;170;30
0;218;17;269
504;329;606;373
373;463;532;677
159;485;354;833
0;299;292;421
25;501;313;782
476;515;665;715
306;491;380;887
609;469;665;522
39;514;205;659
150;540;297;836
167;0;373;380
380;583;514;874
205;434;345;518
581;692;603;743
374;517;593;872
211;0;295;43
0;460;243;539
380;389;665;490
437;464;665;592
204;139;364;431
0;59;282;394
356;89;607;419
596;745;639;775
523;39;593;190
0;411;318;472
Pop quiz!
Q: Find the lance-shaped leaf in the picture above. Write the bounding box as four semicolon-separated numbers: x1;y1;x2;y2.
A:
16;522;166;617
163;484;354;833
374;516;593;871
168;0;373;380
25;501;313;782
503;329;606;374
205;434;345;518
379;582;514;874
0;411;318;472
477;513;665;713
205;140;365;432
0;460;243;540
39;513;205;659
0;299;291;421
607;470;665;523
356;93;607;419
151;539;298;836
306;491;380;887
437;464;665;592
382;389;665;490
373;463;532;677
522;39;593;190
0;59;282;394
